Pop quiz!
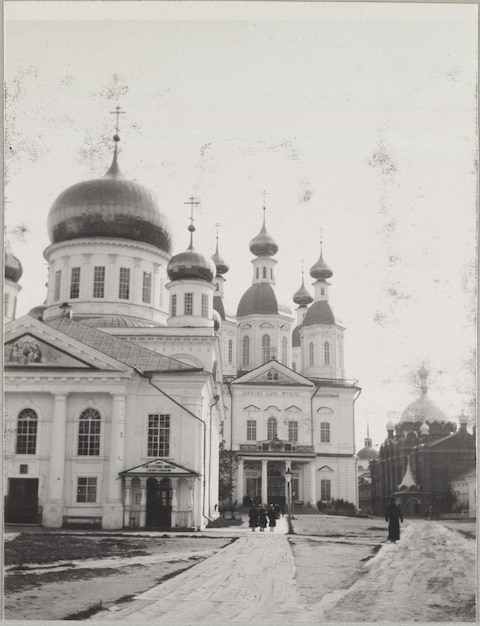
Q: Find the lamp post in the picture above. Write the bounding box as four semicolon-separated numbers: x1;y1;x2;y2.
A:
284;468;294;534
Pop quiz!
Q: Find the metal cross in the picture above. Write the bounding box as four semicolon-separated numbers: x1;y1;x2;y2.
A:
184;196;200;227
110;106;125;134
262;190;268;207
215;222;221;241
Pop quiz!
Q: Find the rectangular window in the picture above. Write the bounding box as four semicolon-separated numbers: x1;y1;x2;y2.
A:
246;420;257;441
321;479;331;501
171;294;177;317
288;421;298;442
184;292;193;316
147;413;170;457
320;422;330;443
119;267;130;299
16;418;37;455
70;267;81;299
4;293;10;316
142;271;152;304
78;420;101;456
54;270;62;302
76;477;97;503
93;266;105;298
201;293;208;317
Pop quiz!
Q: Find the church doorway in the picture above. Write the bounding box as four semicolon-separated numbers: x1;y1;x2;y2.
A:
406;497;421;516
5;478;39;524
267;464;286;507
146;477;172;528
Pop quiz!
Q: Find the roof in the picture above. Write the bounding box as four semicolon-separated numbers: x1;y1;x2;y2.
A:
292;325;301;348
302;301;336;326
400;394;448;423
45;316;199;373
213;296;226;321
81;316;163;328
237;282;288;316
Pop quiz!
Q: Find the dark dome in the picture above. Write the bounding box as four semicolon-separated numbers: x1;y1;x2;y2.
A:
167;246;216;283
212;242;229;275
302;301;336;326
213;295;226;321
293;277;313;306
249;220;278;257
357;446;378;461
310;252;333;280
47;153;172;253
292;325;301;348
28;304;46;320
237;282;280;316
5;250;23;282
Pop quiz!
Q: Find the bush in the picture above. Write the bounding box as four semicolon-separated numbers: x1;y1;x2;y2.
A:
316;498;357;515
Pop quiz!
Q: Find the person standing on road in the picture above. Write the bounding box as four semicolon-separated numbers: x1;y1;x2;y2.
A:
267;504;277;532
249;504;259;531
385;497;403;543
258;505;268;532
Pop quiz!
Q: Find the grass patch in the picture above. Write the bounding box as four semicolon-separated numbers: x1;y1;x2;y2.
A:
64;600;104;620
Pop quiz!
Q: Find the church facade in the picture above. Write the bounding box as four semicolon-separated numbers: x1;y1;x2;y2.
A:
4;128;360;530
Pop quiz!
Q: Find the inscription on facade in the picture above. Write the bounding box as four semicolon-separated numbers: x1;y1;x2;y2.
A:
239;390;300;397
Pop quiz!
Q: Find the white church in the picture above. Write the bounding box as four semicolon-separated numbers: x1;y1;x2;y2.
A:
4;127;360;530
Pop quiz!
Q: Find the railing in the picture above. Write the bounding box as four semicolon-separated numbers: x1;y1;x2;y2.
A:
238;444;314;453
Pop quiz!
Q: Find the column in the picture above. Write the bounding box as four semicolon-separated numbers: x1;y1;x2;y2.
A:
261;459;268;505
170;478;179;527
139;478;147;528
237;459;244;503
188;477;196;529
43;393;68;528
310;461;316;507
123;477;132;527
103;394;126;529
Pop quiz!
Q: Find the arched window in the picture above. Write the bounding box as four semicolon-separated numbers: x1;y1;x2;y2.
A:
242;336;250;368
267;417;278;440
324;341;330;365
282;336;288;365
270;268;273;279
263;267;267;279
228;339;233;364
262;334;271;363
78;408;101;456
309;342;314;366
321;287;325;296
16;409;38;454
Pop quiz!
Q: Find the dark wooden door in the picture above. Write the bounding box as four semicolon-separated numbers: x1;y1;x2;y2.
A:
146;477;172;528
6;478;39;523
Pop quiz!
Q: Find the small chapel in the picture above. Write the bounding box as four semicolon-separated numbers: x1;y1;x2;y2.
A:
4;120;360;530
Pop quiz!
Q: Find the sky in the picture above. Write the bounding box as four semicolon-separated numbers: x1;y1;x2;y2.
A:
4;1;477;451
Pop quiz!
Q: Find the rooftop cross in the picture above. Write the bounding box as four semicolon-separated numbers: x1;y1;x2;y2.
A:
262;189;268;207
319;227;324;253
215;222;221;242
184;196;200;247
110;105;126;136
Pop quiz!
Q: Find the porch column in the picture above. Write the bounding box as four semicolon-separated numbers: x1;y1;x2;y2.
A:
261;459;268;505
237;458;244;503
170;477;179;527
139;478;147;528
188;477;196;529
104;393;126;529
43;393;68;528
310;461;316;507
123;477;132;527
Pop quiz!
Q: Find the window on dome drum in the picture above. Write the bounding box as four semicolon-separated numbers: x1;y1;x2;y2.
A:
267;417;277;440
324;341;330;365
142;271;152;304
228;339;233;364
4;293;9;316
288;421;298;442
270;268;273;279
262;334;271;364
263;267;267;278
54;270;62;302
70;267;81;299
147;413;170;457
282;337;288;365
93;266;105;298
309;342;314;366
171;294;177;317
201;294;208;317
256;267;259;279
77;408;101;456
321;287;325;296
13;296;17;318
119;267;130;299
246;419;257;441
320;422;330;443
242;336;250;367
184;293;193;316
16;409;38;455
321;478;331;501
76;477;97;503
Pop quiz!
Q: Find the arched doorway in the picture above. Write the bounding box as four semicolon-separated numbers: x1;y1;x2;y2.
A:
406;497;421;516
267;463;286;507
146;477;172;528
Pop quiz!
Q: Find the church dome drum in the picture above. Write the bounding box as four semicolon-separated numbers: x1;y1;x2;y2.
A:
47;153;172;253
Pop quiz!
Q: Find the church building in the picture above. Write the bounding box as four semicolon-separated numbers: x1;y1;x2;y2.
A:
4;121;360;530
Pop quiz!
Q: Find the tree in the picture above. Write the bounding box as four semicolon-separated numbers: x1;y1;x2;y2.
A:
218;440;239;511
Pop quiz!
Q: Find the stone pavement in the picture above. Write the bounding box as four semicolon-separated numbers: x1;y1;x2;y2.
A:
94;516;306;622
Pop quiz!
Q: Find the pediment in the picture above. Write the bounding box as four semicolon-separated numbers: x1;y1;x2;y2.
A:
5;333;91;368
121;459;197;476
233;360;314;387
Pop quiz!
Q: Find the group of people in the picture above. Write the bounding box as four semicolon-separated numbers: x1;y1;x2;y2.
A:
248;503;280;532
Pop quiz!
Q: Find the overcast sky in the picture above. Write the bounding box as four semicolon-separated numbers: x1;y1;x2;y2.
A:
4;1;477;450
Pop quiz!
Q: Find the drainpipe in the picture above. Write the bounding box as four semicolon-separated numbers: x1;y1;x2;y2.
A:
353;387;362;509
133;368;208;527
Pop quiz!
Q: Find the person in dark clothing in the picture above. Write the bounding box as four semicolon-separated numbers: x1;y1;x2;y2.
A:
267;504;277;532
248;505;258;531
385;497;403;542
257;505;268;532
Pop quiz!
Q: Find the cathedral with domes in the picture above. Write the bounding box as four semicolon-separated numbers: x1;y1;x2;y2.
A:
4;127;360;530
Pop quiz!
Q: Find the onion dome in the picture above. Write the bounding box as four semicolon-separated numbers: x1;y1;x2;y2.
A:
293;273;313;307
357;444;379;462
386;420;395;431
249;209;278;257
302;301;336;326
28;304;46;321
237;283;291;317
212;239;229;275
420;422;430;435
167;210;216;283
399;366;448;423
47;137;172;253
310;251;333;280
5;250;23;282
